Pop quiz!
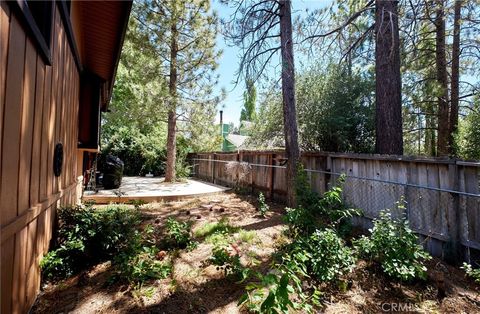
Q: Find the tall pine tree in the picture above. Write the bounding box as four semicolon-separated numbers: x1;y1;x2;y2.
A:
240;79;256;123
134;0;221;182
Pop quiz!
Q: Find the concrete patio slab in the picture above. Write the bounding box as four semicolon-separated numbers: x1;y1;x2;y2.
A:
82;177;230;204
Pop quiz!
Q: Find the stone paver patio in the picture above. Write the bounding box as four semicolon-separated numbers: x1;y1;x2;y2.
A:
83;177;230;204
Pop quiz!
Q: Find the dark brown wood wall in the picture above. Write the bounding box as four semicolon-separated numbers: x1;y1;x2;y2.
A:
0;2;80;313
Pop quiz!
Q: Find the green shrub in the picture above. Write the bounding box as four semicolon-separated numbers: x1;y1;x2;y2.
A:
40;203;171;287
258;192;270;218
462;263;480;284
163;217;197;250
295;164;320;210
239;230;351;313
239;264;321;314
40;240;86;279
284;206;316;237
315;176;362;234
41;204;141;280
353;205;431;281
113;225;171;285
210;244;248;280
300;229;356;282
289;170;361;237
241;272;297;314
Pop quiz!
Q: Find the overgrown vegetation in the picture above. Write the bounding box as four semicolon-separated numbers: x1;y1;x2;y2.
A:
210;244;249;280
462;263;480;284
162;217;197;250
40;204;170;286
285;167;361;237
112;225;171;286
99;128;192;178
354;203;431;281
239;167;431;312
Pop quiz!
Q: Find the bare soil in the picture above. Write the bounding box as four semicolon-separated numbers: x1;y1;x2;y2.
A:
31;192;480;314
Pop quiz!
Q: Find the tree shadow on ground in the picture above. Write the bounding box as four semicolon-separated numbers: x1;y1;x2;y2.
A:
30;263;116;314
108;257;273;314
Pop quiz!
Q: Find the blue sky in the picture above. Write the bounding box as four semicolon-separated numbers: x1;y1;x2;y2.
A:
212;0;333;126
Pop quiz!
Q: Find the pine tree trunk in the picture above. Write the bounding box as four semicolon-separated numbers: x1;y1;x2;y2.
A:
449;0;461;155
279;0;300;207
165;18;178;182
426;105;437;156
374;0;403;155
435;0;450;156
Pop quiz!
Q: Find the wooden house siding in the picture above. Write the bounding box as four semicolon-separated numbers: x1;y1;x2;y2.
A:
1;2;80;313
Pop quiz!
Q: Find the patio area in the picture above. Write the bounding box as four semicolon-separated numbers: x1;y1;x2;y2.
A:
83;176;230;204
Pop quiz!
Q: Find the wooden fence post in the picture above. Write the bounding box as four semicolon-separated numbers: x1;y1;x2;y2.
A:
270;153;275;200
325;155;333;191
447;161;461;264
251;152;255;194
212;153;216;184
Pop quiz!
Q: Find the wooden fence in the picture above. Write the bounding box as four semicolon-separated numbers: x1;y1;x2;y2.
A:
189;151;480;263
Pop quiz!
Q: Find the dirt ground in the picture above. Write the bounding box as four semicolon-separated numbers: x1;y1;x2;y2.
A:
31;192;480;314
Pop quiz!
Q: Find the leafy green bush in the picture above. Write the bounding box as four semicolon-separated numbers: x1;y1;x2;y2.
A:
353;205;431;281
287;172;361;237
461;263;480;284
210;244;248;280
240;272;297;314
315;176;362;233
297;229;356;282
162;217;197;250
239;229;352;313
295;164;320;210
258;192;269;217
99;126;193;178
284;206;316;237
113;225;171;285
99;126;167;176
41;204;141;280
239;263;321;314
40;203;171;286
40;240;86;279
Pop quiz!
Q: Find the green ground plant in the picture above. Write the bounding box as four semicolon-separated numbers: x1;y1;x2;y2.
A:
113;225;171;286
239;251;322;314
237;229;258;245
239;168;361;312
353;203;431;281
258;192;269;217
294;228;356;282
286;170;361;237
210;244;249;280
194;217;239;240
163;217;197;250
461;263;480;284
40;204;170;286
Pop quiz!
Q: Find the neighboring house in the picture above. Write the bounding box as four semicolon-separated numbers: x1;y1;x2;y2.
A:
0;1;131;313
225;133;249;151
219;123;250;152
238;120;253;136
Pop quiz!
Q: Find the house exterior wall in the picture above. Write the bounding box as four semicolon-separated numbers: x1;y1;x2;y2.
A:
0;2;81;313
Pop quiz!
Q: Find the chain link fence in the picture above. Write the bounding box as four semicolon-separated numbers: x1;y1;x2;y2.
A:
189;153;480;263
